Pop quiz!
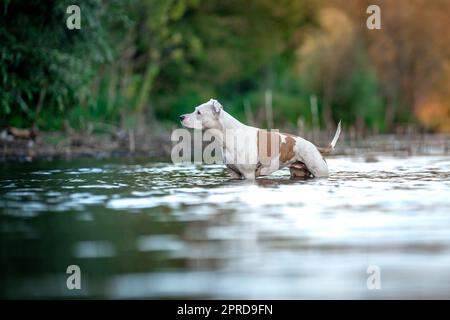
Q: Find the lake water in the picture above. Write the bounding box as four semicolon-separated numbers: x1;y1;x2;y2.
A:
1;155;450;299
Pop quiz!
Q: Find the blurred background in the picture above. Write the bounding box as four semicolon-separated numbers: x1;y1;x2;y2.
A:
1;0;449;160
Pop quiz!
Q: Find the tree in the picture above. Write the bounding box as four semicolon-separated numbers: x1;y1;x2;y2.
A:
296;7;383;133
336;0;450;131
0;0;110;129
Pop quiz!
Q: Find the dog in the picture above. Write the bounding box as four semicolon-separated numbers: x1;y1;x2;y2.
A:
180;99;341;179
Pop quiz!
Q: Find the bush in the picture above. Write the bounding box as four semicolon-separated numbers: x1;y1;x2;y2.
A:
0;0;112;129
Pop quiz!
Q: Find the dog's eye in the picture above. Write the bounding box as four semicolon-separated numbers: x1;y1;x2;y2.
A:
197;110;201;115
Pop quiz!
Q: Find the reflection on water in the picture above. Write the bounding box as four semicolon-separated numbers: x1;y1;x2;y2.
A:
1;156;450;299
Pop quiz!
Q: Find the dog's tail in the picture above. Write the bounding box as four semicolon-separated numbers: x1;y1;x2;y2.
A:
317;120;341;155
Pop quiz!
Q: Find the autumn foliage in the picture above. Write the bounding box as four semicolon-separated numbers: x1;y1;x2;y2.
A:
329;0;450;132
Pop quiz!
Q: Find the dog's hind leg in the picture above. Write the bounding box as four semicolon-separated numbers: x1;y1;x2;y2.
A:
293;138;329;177
289;162;312;179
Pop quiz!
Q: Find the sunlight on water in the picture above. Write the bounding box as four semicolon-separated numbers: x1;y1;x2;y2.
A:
1;156;450;298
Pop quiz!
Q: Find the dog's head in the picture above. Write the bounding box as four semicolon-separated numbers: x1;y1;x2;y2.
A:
180;99;223;130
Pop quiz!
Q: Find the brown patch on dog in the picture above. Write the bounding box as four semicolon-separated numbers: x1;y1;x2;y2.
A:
257;130;297;165
279;134;296;163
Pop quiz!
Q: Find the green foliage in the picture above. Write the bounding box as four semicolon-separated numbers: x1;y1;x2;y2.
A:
69;0;203;131
297;34;385;132
152;0;318;122
0;0;389;133
331;46;385;132
0;0;113;129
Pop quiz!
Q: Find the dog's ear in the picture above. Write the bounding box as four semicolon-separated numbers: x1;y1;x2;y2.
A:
210;99;223;115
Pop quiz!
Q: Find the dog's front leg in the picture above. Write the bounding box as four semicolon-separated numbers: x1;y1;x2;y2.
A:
226;167;243;180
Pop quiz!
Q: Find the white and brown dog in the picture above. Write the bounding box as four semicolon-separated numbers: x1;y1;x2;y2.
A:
180;99;341;180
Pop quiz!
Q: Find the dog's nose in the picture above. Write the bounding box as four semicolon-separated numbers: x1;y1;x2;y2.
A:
179;115;185;121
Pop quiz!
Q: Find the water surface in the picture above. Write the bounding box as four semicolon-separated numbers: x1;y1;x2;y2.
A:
1;156;450;298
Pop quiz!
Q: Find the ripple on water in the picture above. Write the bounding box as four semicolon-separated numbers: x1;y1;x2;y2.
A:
1;155;450;298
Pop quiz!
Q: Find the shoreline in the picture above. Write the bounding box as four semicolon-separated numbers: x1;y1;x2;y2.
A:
1;130;449;163
0;130;173;163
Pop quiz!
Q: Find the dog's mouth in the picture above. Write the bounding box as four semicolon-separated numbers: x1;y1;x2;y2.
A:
180;120;191;129
179;117;190;128
180;118;202;130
